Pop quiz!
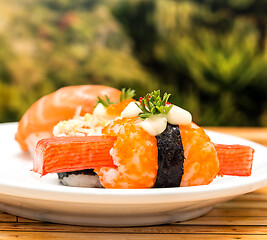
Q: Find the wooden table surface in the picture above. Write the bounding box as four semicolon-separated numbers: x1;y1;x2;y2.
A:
1;127;267;240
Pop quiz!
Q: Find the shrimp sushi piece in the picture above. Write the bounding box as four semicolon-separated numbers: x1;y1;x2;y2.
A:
15;85;121;154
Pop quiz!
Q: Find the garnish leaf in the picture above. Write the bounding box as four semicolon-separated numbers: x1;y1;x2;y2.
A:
136;90;173;120
96;96;114;107
96;88;136;108
120;88;136;102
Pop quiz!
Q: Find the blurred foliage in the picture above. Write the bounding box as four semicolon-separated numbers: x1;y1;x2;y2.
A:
0;0;266;126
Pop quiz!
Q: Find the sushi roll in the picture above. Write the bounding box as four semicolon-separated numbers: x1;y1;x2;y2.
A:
33;90;255;189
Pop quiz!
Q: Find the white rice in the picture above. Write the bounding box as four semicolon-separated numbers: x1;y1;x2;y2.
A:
59;174;103;188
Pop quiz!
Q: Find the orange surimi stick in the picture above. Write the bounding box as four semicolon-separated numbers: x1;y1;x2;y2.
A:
214;143;255;176
33;136;255;178
33;136;116;176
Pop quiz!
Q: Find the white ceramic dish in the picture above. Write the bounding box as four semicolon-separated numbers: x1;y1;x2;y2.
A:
0;122;267;226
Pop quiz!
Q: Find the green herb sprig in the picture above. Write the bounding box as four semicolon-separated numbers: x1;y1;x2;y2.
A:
96;95;114;107
136;90;173;120
120;88;136;102
96;88;136;107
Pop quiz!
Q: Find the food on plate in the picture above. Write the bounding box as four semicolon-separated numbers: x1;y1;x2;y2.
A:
32;89;255;189
95;117;159;189
15;85;121;155
214;144;254;176
34;136;116;176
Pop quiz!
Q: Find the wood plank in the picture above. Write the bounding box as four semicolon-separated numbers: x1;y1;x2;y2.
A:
178;216;267;226
1;222;267;234
0;212;16;222
1;232;267;240
235;193;267;201
254;187;267;194
206;208;267;217
216;201;267;209
17;217;38;223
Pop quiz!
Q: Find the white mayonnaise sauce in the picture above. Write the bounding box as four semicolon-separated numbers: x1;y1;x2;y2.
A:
166;105;192;125
137;115;167;136
93;103;108;117
121;101;192;136
121;101;142;118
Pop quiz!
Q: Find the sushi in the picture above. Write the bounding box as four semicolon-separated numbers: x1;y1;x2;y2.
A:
30;87;135;187
31;89;255;189
15;85;121;155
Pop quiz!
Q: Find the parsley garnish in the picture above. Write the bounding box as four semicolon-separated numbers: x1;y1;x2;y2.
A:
120;88;136;102
96;88;136;107
136;90;173;120
96;95;115;107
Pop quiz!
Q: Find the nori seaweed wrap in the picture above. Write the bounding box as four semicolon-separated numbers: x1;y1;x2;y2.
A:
154;123;185;188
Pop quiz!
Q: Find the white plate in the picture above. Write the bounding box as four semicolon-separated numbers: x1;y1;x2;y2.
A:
0;122;267;226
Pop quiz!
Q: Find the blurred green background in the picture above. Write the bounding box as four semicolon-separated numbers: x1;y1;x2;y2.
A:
0;0;266;126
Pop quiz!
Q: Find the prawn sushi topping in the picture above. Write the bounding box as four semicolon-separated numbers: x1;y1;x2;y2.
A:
154;123;185;188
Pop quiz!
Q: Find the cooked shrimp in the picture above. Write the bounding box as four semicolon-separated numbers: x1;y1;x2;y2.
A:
94;118;158;189
179;123;220;187
15;85;121;152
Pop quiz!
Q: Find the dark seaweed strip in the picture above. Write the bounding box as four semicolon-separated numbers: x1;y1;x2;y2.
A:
57;169;96;180
153;123;185;188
